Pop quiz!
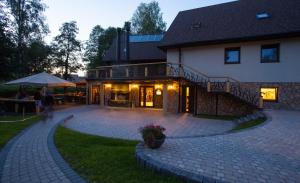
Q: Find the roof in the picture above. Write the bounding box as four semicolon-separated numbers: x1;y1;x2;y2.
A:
103;34;166;62
159;0;300;49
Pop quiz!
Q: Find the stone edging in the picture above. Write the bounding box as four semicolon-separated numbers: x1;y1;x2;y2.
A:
135;143;229;183
0;121;39;180
47;115;86;183
168;111;269;139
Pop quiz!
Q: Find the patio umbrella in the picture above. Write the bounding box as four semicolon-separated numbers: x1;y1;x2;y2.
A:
5;72;76;87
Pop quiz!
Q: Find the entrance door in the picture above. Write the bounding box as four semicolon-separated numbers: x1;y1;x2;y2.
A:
182;86;194;113
92;86;100;104
140;86;154;107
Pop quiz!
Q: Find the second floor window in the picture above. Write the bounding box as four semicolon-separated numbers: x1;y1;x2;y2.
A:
225;47;240;64
261;44;280;63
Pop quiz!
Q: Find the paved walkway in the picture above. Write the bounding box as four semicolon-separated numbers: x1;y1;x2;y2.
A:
0;107;87;183
64;106;234;140
139;110;300;183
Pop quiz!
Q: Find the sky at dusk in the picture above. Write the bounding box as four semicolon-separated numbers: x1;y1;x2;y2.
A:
44;0;236;43
43;0;236;75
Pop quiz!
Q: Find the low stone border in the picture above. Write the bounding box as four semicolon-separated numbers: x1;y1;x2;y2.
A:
47;115;86;183
135;143;229;183
0;121;39;179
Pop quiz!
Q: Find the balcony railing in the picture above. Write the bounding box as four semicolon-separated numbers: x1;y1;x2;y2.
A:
87;62;168;80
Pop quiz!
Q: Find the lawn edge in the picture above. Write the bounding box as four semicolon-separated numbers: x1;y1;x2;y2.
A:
47;115;86;183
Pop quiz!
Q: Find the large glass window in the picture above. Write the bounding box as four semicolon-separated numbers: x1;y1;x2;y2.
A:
111;84;129;101
225;47;240;64
261;44;280;63
260;87;278;102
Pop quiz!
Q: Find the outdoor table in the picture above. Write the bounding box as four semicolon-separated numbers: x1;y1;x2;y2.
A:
0;98;35;117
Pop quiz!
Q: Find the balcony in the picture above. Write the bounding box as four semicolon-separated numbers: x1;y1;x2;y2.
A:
87;62;169;80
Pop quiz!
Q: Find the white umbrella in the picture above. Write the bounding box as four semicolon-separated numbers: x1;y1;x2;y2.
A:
5;72;76;87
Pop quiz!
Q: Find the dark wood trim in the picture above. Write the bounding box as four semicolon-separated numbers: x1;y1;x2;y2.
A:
260;86;279;103
224;47;241;64
260;43;280;63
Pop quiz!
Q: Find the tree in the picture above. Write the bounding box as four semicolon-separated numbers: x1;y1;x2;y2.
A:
0;0;15;81
84;26;117;68
5;0;48;74
83;25;104;68
51;21;82;79
25;41;52;73
131;1;166;34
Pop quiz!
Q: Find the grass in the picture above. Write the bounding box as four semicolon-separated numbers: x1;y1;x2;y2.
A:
0;115;41;149
0;115;33;122
55;126;183;183
196;114;239;121
231;117;267;131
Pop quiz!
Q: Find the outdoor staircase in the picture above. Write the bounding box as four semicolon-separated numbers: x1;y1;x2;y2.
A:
167;63;261;108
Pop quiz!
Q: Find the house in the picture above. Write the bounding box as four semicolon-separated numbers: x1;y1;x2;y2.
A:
86;0;300;115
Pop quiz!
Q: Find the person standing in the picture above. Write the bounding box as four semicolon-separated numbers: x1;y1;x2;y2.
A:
42;91;54;120
34;88;42;114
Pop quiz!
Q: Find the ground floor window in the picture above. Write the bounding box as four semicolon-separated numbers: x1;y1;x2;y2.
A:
111;84;129;102
260;87;278;102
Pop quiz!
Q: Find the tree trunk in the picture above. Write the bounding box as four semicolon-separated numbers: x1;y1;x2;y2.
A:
64;53;69;79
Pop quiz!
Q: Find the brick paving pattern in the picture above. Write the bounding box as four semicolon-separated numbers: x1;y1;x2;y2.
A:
0;107;87;183
140;110;300;183
64;106;235;140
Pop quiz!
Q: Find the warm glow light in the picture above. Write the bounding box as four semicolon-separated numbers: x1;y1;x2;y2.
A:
261;88;277;101
131;84;139;88
105;84;112;88
155;84;163;89
156;89;162;95
167;84;175;90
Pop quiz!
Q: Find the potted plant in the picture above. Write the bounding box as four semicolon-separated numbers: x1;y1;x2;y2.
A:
139;124;166;149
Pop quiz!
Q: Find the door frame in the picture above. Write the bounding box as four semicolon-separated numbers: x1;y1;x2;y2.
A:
139;86;155;108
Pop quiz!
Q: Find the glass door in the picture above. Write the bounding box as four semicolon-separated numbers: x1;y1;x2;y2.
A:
140;86;154;107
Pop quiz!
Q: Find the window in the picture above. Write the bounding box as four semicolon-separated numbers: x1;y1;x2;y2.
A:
261;44;279;63
260;87;278;102
225;47;240;64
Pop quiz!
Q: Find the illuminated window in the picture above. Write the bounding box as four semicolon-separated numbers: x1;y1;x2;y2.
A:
260;87;278;102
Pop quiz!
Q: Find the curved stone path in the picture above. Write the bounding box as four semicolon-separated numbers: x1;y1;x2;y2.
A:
64;106;234;140
138;110;300;183
0;107;87;183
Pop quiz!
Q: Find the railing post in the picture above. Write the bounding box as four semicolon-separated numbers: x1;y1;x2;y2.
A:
145;67;148;77
95;70;99;79
259;96;264;109
166;64;170;76
126;68;129;77
226;80;230;93
207;81;211;92
110;69;112;78
179;67;184;77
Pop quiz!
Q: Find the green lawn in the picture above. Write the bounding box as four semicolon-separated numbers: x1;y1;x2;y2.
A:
0;115;33;122
55;126;183;183
0;115;41;149
196;114;239;121
231;117;267;131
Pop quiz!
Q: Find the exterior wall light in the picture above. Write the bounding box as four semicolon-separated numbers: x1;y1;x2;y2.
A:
105;84;112;88
156;89;162;96
167;84;175;90
155;84;163;89
131;84;139;89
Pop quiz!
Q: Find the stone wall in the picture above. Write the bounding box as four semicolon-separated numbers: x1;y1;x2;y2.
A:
197;88;255;116
167;84;179;113
242;82;300;110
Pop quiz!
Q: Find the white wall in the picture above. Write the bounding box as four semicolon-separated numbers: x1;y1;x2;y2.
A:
167;38;300;82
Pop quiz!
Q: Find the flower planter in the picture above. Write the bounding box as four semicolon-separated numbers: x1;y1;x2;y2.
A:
140;124;166;149
144;136;165;149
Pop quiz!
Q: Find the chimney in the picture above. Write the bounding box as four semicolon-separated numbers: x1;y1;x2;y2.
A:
116;28;122;63
125;22;131;62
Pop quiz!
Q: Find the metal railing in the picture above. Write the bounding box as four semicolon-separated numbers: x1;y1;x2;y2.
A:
87;62;260;106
